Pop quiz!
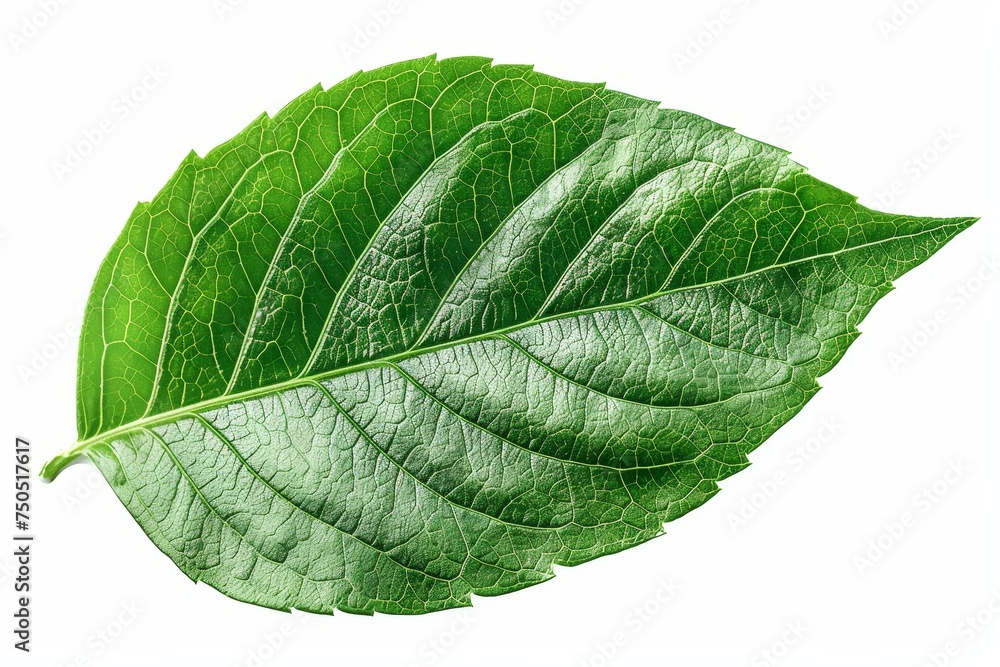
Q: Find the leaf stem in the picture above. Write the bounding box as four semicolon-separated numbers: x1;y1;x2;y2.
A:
39;443;91;482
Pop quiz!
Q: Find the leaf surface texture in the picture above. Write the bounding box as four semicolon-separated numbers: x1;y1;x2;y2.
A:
43;56;975;614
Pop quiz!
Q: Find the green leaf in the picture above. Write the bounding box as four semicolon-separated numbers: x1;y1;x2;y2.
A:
42;55;975;615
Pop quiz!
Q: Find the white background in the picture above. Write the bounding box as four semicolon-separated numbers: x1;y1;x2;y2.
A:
1;1;996;665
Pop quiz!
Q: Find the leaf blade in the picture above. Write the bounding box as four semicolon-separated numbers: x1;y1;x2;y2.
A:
45;56;976;615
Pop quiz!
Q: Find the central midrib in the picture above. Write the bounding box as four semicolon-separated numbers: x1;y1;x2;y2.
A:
64;292;670;459
47;222;951;479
